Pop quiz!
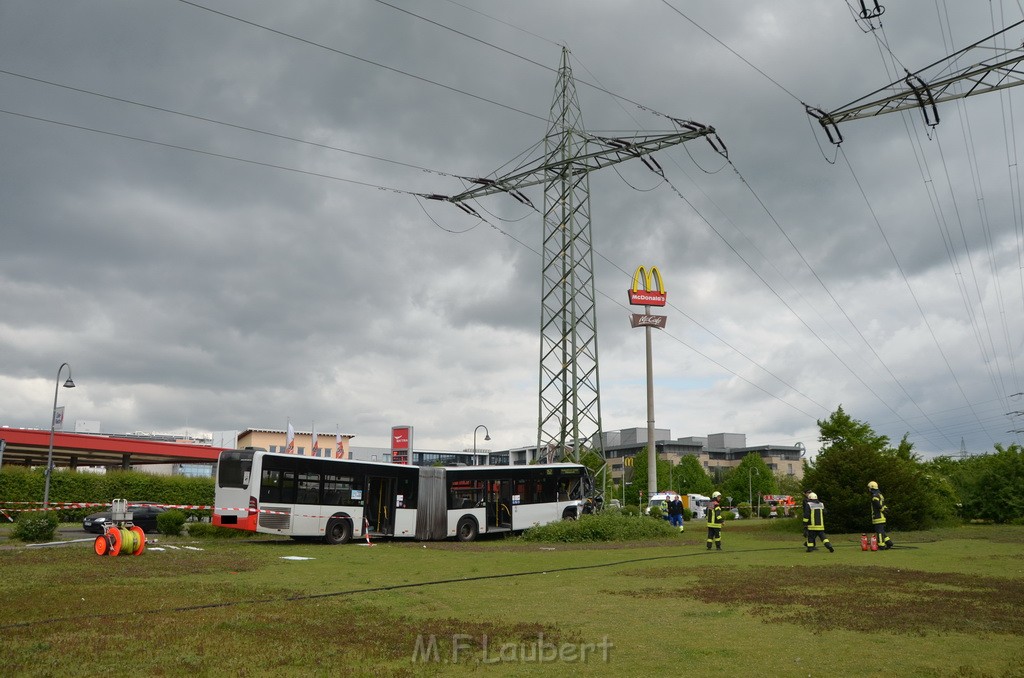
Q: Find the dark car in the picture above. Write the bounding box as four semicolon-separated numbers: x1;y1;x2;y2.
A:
82;504;166;534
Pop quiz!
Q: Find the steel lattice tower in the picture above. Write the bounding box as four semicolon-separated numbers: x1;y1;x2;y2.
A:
536;49;601;462
436;47;716;464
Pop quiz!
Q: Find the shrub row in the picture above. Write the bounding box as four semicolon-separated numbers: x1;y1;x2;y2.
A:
519;511;681;543
0;467;215;522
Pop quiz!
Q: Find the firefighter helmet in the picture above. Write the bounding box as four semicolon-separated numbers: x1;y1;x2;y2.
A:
868;481;878;490
712;491;722;499
807;492;818;500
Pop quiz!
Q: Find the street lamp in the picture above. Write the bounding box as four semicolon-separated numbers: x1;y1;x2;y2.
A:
43;362;75;508
747;467;759;516
473;425;490;466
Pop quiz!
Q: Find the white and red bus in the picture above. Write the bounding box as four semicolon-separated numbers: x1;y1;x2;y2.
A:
212;448;595;543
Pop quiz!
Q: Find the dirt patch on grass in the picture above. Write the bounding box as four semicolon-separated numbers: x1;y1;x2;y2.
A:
615;564;1024;636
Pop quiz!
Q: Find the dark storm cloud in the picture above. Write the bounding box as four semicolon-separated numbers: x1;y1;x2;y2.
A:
2;1;1022;456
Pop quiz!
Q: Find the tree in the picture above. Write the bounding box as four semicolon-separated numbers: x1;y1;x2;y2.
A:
669;454;714;496
774;472;802;497
946;444;1024;523
630;447;675;502
803;407;957;532
818;405;889;452
720;453;776;508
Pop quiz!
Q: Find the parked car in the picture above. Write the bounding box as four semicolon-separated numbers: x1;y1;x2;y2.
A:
82;504;166;534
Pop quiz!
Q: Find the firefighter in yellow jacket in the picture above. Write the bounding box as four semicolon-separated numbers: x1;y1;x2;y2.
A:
868;481;894;549
803;492;834;553
706;491;723;550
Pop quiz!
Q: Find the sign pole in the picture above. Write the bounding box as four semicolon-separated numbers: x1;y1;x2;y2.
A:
645;302;657;501
627;265;667;504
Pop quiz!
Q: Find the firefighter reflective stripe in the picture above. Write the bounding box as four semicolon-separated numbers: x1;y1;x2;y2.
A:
871;492;887;524
706;505;723;528
807;501;825;530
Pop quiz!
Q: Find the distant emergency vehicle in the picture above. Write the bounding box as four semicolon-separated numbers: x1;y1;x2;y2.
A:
645;492;711;520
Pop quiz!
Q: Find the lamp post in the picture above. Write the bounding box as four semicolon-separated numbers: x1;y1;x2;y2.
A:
473;425;490;466
43;362;75;508
747;467;759;515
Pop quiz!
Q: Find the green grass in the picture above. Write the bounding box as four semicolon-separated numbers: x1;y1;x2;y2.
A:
1;523;1023;676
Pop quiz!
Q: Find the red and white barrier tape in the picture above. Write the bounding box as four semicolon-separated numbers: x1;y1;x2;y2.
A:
0;501;365;522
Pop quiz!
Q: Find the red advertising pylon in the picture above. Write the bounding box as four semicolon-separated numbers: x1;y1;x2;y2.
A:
869;534;878;551
860;534;869;551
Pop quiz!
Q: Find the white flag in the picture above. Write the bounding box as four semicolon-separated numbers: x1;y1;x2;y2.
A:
335;427;344;459
286;422;295;454
53;406;65;430
311;423;319;458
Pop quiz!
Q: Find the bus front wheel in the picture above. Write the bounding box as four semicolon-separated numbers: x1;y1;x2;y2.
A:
324;518;352;545
456;516;478;542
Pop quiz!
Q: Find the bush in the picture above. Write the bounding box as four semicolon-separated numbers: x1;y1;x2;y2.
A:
0;468;215;523
156;510;187;536
622;505;642;517
519;512;679;543
12;511;59;543
648;505;664;520
737;502;753;519
186;522;255;539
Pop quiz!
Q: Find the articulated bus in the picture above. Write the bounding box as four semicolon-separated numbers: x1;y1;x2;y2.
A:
212;448;595;543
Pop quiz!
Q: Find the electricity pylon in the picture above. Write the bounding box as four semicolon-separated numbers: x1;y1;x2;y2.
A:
431;47;716;462
808;19;1024;143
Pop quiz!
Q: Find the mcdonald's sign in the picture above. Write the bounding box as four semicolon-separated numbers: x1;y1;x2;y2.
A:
628;265;667;307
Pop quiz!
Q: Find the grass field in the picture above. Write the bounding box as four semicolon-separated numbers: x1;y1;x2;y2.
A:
1;521;1022;677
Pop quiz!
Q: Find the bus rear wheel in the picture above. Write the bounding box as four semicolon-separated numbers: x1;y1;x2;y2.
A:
456;516;478;542
324;518;352;545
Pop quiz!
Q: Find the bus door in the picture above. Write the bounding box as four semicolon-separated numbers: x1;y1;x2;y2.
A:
485;480;513;529
365;476;397;535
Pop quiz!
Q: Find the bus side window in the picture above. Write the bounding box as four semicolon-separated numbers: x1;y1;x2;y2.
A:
261;469;280;502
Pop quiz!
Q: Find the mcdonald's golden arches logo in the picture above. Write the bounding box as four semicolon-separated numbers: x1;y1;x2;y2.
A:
628;265;667;307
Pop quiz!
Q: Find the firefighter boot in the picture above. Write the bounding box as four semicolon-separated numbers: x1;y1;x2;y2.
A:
825;539;834;553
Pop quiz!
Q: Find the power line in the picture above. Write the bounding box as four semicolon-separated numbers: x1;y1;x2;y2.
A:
175;0;547;123
0;68;464;181
659;0;805;106
0;107;422;197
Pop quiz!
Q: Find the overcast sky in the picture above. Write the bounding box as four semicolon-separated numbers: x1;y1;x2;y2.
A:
3;1;1024;458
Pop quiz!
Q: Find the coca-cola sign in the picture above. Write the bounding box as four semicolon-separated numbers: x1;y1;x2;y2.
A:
630;313;667;329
